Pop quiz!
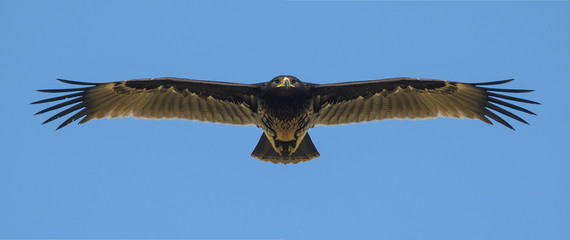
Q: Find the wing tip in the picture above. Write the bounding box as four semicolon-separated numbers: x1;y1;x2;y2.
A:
472;79;514;86
36;89;55;93
473;79;535;93
483;109;516;130
56;78;98;86
481;87;534;93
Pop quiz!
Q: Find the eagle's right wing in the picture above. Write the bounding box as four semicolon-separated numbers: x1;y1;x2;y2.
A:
311;78;538;129
33;78;261;129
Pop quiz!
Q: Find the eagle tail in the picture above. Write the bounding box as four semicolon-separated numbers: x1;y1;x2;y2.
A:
251;133;320;164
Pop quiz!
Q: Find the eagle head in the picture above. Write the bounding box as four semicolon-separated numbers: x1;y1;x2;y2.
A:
269;75;301;89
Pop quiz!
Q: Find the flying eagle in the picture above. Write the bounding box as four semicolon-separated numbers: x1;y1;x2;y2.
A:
33;76;538;164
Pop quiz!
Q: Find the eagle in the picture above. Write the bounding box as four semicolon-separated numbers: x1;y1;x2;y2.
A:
33;76;538;164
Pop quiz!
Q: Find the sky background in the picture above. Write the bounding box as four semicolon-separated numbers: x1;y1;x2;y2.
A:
1;1;569;239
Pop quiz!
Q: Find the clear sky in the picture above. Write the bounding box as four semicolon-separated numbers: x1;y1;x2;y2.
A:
1;1;568;239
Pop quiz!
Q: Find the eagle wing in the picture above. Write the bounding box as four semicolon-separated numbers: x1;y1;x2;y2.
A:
311;78;538;129
33;78;260;129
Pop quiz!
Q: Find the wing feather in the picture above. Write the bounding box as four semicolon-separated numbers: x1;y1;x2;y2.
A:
358;97;371;122
33;78;260;129
150;88;168;119
130;93;154;118
488;97;535;115
486;103;528;124
31;92;83;104
333;101;349;124
34;97;84;115
200;96;213;122
416;93;437;119
186;92;200;120
110;94;139;118
168;92;181;119
311;77;538;129
453;94;477;119
389;91;401;118
414;94;434;118
348;97;363;122
407;88;421;118
379;94;391;120
437;93;463;118
421;93;444;118
233;104;248;124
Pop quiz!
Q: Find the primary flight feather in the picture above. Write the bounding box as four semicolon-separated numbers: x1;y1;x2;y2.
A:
33;76;539;164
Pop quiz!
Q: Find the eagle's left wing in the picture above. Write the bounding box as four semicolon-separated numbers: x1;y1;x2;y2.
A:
33;78;260;129
310;78;538;129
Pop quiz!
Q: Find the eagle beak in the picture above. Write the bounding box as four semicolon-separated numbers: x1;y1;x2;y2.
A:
277;77;294;88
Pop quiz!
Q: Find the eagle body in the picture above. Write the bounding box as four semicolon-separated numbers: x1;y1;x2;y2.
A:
33;75;539;164
255;77;317;161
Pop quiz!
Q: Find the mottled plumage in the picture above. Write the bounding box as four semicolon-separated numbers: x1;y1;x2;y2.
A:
33;75;539;164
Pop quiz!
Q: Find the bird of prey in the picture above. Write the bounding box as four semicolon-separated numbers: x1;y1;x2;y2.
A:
33;75;538;164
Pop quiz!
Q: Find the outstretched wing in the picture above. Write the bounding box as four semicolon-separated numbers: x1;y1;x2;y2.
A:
311;78;538;129
33;78;260;129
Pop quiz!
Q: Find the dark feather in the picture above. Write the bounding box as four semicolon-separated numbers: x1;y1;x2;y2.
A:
57;79;99;85
487;92;540;104
480;87;534;93
37;87;91;93
488;97;536;115
482;109;514;130
471;79;514;85
485;103;528;125
34;97;84;115
42;103;85;125
31;92;83;104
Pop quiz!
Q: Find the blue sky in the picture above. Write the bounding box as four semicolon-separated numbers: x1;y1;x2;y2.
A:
1;1;568;239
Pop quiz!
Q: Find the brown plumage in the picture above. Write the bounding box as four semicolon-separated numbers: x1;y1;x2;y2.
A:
33;75;539;164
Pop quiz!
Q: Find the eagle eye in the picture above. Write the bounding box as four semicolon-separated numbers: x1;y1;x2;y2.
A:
291;79;298;84
273;79;280;83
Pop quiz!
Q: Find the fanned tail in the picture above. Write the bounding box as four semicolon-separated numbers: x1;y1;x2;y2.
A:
251;133;320;164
